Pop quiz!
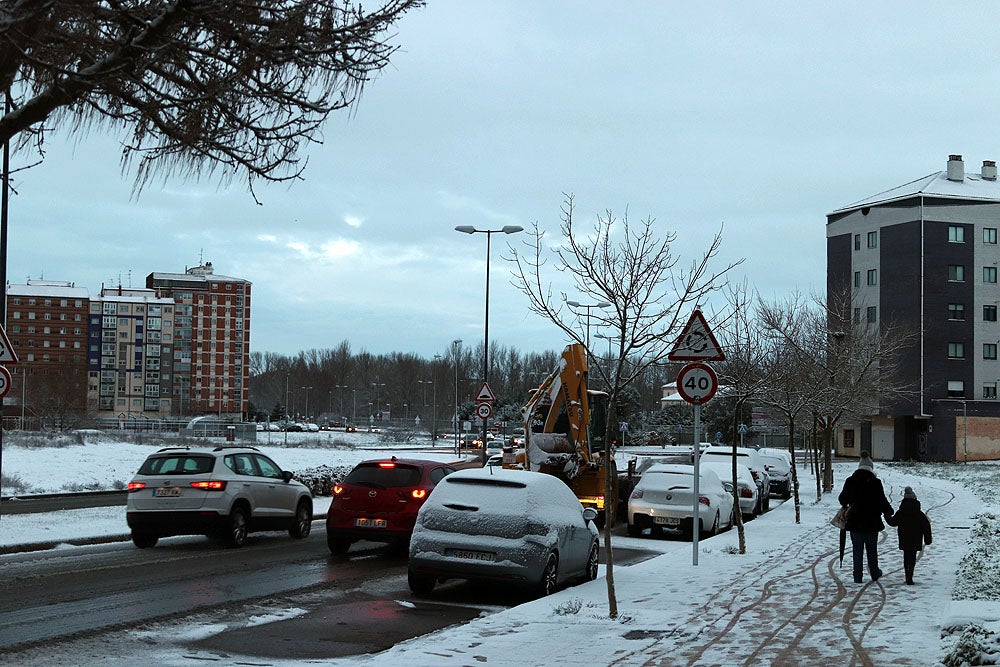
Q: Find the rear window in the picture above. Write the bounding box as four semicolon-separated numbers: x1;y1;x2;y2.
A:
642;471;694;489
138;455;215;475
345;463;422;488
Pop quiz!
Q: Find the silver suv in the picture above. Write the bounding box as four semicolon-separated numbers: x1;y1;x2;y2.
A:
126;445;313;548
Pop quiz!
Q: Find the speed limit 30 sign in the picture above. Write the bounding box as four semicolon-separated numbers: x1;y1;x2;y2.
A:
676;362;718;406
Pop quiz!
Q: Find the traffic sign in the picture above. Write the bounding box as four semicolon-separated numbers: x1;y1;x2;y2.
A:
0;366;10;398
475;382;496;403
675;362;719;405
668;310;725;362
0;324;18;364
476;402;493;420
738;423;748;435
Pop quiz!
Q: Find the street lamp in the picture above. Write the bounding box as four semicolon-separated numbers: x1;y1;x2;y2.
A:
566;300;611;354
455;224;523;461
335;384;348;421
300;386;312;422
452;339;462;454
372;381;385;423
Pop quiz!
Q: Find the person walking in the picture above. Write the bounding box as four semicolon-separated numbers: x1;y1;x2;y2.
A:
887;486;933;585
838;451;894;584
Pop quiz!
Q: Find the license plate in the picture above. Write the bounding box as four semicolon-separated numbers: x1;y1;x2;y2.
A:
154;487;182;497
450;549;495;562
654;516;680;525
355;518;387;528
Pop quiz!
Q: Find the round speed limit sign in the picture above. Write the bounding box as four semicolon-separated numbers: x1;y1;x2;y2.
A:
676;362;718;406
0;366;11;399
476;402;493;420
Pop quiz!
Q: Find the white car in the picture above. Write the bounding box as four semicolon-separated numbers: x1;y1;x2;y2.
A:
626;463;735;539
699;460;759;520
758;448;793;499
408;468;600;598
700;446;771;514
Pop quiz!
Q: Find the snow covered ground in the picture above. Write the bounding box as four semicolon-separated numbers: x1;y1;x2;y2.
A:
2;431;1000;666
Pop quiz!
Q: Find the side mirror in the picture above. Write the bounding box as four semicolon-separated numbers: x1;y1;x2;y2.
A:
627;458;637;478
582;507;599;523
282;470;294;483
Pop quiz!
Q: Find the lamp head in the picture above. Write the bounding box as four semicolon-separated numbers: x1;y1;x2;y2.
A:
501;225;524;234
454;226;476;234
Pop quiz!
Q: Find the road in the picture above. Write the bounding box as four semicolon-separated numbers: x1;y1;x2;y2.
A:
0;520;658;662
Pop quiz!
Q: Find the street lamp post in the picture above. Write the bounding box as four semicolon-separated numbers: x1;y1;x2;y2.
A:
301;386;312;422
452;339;462;455
372;381;385;423
567;300;611;356
455;225;523;462
335;384;348;421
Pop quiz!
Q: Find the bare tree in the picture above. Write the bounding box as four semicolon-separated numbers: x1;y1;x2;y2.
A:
508;193;742;619
0;0;422;195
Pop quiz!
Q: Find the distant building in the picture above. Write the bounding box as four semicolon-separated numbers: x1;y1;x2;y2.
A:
146;261;251;419
827;154;1000;462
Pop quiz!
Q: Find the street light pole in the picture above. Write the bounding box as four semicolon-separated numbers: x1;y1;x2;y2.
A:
566;300;611;356
452;339;462;455
455;225;523;462
301;386;312;422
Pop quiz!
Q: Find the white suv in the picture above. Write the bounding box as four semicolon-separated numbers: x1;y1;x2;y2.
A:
126;445;313;548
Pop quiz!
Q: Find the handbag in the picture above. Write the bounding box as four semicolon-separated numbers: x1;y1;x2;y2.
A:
830;506;849;530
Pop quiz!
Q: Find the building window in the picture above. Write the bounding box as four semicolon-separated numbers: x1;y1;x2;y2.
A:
987;267;998;284
854;271;860;288
987;228;999;245
854;234;860;250
949;225;966;243
867;269;877;286
986;305;998;322
948;381;965;398
853;308;860;324
986;384;998;399
866;306;877;323
986;343;998;360
948;303;965;320
948;342;965;359
949;265;965;282
867;231;877;248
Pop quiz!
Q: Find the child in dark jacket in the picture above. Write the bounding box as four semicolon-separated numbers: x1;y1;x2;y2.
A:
887;486;933;585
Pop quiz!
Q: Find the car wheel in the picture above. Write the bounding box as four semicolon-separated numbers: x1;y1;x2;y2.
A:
289;501;312;539
408;569;435;595
226;506;249;548
585;542;599;581
327;533;352;555
131;531;158;548
627;522;642;537
536;553;559;598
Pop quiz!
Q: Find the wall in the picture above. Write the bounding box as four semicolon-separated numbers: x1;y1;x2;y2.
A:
954;415;1000;461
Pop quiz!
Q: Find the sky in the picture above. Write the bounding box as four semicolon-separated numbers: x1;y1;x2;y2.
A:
9;2;1000;359
2;433;999;665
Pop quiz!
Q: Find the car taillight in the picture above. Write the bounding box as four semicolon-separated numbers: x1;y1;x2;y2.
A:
333;485;344;495
379;462;396;468
190;480;226;491
411;489;428;500
750;470;761;481
630;488;644;499
740;486;754;498
699;496;711;507
127;482;146;492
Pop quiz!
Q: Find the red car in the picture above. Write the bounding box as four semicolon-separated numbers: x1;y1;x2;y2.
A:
326;457;457;554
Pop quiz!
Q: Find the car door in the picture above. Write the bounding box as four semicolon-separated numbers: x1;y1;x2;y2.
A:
252;454;297;519
224;453;261;511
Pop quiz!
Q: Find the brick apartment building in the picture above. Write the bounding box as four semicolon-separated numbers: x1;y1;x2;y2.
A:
826;154;1000;462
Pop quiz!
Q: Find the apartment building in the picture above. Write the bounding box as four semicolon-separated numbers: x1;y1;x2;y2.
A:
826;154;1000;462
87;286;176;419
146;262;251;418
4;280;90;423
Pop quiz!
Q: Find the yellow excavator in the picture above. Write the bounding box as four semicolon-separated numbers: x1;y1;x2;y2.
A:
505;343;618;524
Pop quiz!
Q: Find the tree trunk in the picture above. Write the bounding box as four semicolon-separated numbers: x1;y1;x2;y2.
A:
603;415;618;618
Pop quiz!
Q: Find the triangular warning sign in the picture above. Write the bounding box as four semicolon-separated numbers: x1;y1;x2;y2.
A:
668;310;725;362
475;381;496;402
0;324;19;364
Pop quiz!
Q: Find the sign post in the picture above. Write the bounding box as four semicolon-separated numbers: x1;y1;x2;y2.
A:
669;310;725;566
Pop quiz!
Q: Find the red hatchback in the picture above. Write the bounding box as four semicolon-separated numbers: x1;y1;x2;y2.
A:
326;457;457;554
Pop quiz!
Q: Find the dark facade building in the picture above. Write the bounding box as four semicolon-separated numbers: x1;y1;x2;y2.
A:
827;155;1000;462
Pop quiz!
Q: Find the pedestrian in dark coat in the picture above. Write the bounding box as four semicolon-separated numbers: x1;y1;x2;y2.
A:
837;451;894;583
887;486;933;585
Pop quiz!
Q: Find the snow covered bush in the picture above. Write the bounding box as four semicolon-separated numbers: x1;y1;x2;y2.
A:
954;513;1000;601
942;623;1000;667
292;464;352;496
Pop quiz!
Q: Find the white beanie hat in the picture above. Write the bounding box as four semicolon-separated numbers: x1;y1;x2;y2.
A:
858;451;874;470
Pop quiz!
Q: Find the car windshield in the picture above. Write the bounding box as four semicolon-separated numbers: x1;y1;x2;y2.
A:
138;455;215;475
759;455;789;471
344;463;422;489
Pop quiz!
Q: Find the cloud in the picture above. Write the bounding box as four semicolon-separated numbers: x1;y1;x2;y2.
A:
343;214;364;228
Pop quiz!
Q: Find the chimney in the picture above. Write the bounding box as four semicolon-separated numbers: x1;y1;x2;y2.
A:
947;154;965;181
984;160;998;181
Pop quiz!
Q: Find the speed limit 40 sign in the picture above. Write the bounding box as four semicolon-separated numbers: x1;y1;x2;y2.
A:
675;362;718;406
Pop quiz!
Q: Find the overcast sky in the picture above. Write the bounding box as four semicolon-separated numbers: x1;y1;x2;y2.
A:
8;2;1000;359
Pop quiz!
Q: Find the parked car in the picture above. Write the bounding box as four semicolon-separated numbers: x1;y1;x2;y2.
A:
699;460;759;520
626;463;734;539
700;446;771;514
125;445;313;548
758;448;793;499
301;422;320;432
407;468;600;598
326;457;457;554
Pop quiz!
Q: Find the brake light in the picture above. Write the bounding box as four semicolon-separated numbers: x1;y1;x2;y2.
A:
378;462;396;468
127;482;146;492
190;480;227;491
631;488;644;499
740;487;753;498
411;489;428;500
699;496;711;507
333;485;344;495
